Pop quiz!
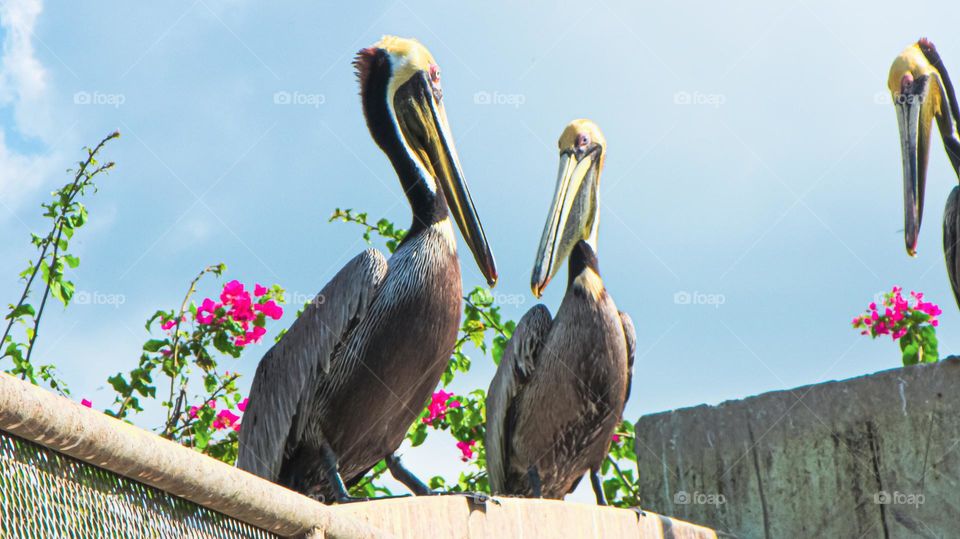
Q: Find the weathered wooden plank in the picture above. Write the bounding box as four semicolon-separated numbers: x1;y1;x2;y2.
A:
333;496;717;538
635;357;960;538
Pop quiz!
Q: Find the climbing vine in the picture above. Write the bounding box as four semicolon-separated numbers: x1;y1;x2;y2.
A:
2;131;119;395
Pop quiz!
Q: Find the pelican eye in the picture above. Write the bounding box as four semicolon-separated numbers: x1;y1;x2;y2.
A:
576;133;590;149
428;64;443;102
900;72;915;94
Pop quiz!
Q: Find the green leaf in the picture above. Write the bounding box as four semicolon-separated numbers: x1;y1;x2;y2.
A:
64;254;80;269
194;425;211;450
59;280;75;304
919;325;939;363
48;280;63;304
901;341;920;366
143;339;167;353
107;374;130;394
74;204;88;227
408;425;428;447
6;304;35;320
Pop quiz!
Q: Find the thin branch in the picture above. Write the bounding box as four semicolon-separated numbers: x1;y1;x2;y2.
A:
606;455;642;501
24;219;66;366
163;264;223;436
464;297;510;339
166;372;239;439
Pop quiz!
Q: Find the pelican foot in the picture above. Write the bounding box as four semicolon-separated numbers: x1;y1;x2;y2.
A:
629;506;648;519
430;491;501;506
332;493;414;504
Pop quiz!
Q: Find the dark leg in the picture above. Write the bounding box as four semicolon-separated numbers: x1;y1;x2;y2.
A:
590;469;607;506
386;453;431;495
318;441;362;503
527;466;543;498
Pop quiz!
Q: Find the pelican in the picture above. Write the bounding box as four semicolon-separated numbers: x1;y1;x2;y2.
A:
485;120;635;504
889;38;960;306
238;36;497;502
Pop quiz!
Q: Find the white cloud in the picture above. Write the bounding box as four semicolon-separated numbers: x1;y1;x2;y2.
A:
0;129;54;208
0;0;59;211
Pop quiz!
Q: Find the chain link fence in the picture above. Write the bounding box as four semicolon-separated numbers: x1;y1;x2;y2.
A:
0;430;278;539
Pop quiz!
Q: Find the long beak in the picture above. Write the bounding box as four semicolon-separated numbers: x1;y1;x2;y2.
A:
531;147;600;297
395;76;497;286
895;81;933;257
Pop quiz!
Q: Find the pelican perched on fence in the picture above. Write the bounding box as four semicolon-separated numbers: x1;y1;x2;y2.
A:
486;120;635;504
238;36;497;502
889;38;960;306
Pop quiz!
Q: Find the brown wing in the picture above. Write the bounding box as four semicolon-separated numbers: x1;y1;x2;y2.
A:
485;304;552;494
237;249;388;480
618;310;636;411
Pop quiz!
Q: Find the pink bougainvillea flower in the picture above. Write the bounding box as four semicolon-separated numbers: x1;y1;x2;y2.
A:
611;434;622;444
161;319;177;331
197;297;220;325
220;280;245;303
254;284;268;297
220;280;256;324
853;286;941;342
255;300;284;320
81;398;92;408
456;440;476;462
423;390;456;425
235;325;267;347
238;397;249;413
189;400;216;419
249;325;267;343
229;294;255;323
213;409;240;431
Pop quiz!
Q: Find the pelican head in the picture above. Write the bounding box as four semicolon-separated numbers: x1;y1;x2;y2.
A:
355;36;497;286
531;119;606;298
889;38;960;256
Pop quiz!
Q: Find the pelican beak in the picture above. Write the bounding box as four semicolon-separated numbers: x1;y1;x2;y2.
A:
531;145;601;297
394;73;498;286
895;74;934;257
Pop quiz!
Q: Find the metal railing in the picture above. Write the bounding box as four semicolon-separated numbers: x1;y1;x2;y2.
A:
0;373;384;539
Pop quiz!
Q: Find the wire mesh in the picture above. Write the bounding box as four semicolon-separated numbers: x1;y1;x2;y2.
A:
0;430;280;539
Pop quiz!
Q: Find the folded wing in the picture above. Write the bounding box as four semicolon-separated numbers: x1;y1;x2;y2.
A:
485;304;553;494
237;249;388;480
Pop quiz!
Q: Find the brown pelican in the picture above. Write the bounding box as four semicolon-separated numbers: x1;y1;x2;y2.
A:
485;120;635;504
238;36;497;502
889;38;960;306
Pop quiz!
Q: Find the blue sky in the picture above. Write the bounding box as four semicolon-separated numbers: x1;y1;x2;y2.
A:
2;0;959;501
